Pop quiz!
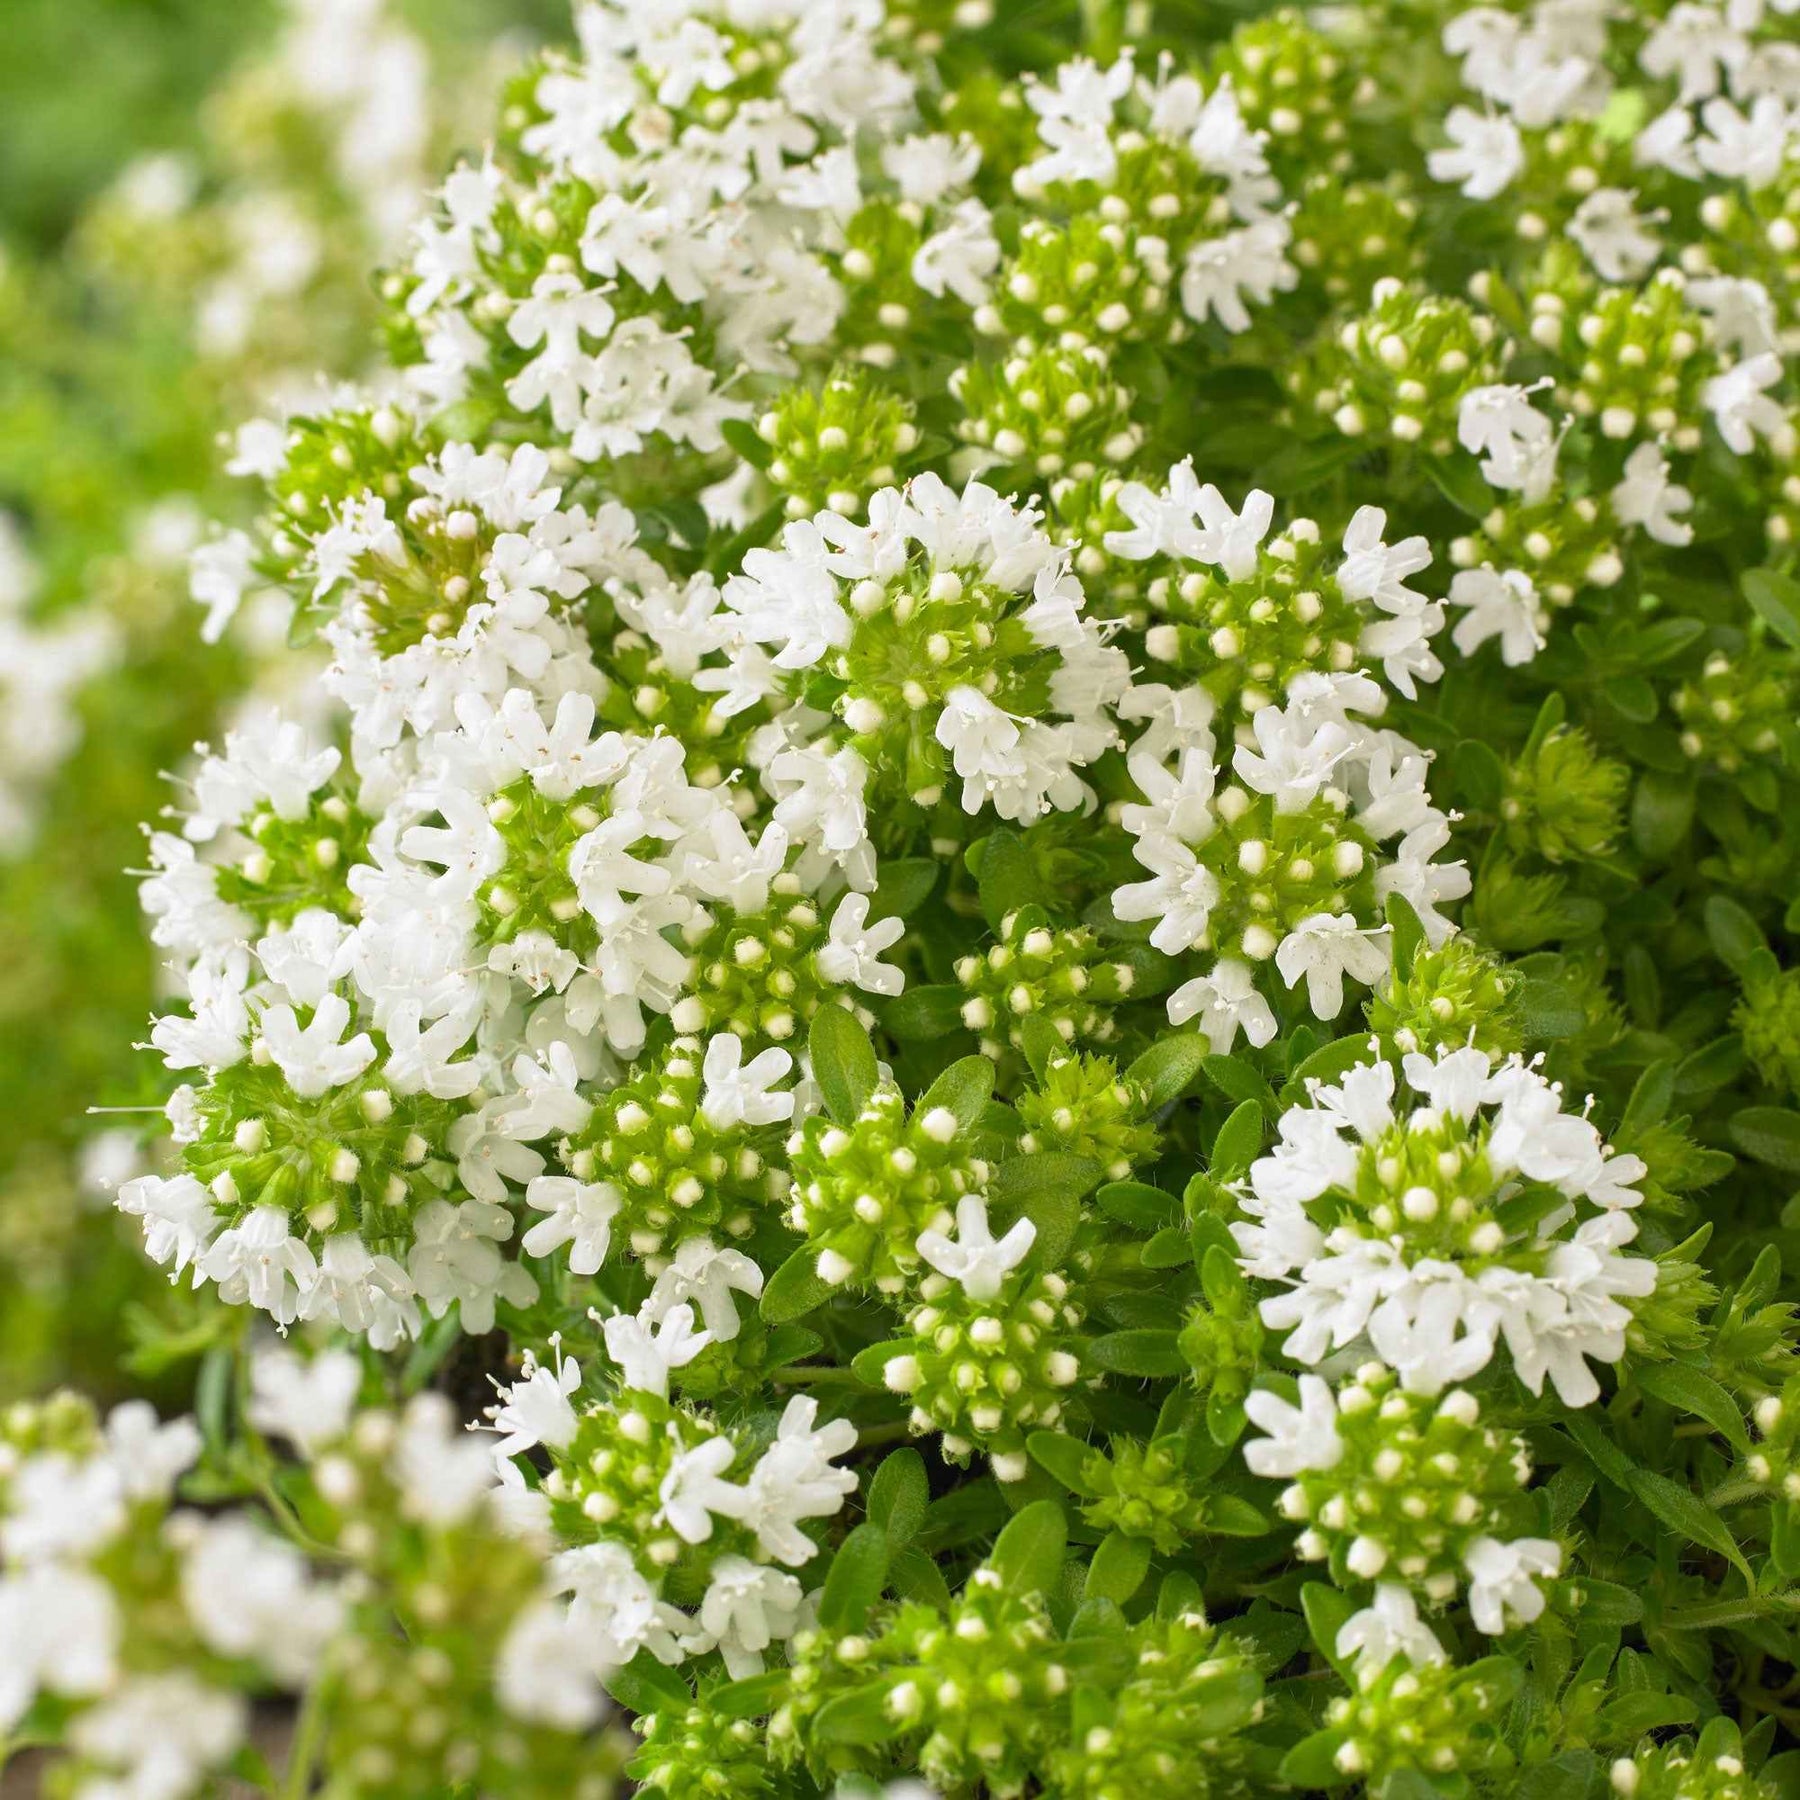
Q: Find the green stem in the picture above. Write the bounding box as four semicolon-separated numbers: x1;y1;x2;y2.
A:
774;1367;869;1387
283;1668;330;1800
1664;1592;1800;1632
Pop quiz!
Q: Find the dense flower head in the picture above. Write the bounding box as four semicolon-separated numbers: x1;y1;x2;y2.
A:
1234;1043;1658;1403
48;0;1800;1791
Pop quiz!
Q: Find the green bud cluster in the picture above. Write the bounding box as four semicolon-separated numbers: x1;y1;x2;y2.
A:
541;1387;755;1588
564;1036;784;1257
1543;274;1711;445
1609;1724;1783;1800
1290;279;1502;451
1161;778;1381;964
1365;934;1523;1059
1178;1252;1266;1421
1322;1655;1516;1787
1278;1365;1533;1599
675;885;851;1046
1287;178;1424;307
956;905;1134;1059
830;201;935;367
326;1628;619;1800
1501;725;1628;864
951;343;1142;484
759;368;922;520
590;616;747;778
1016;1046;1161;1180
773;1572;1067;1792
1076;1435;1264;1555
1212;12;1357;177
630;1696;779;1799
1450;489;1623;609
1137;513;1366;714
1674;651;1793;772
182;1052;460;1247
1745;1380;1800;1504
1044;1608;1264;1800
1735;969;1800;1100
0;1389;103;1466
884;1266;1085;1479
788;1081;989;1292
212;787;372;927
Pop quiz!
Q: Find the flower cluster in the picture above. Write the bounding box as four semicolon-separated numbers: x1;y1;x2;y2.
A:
35;0;1800;1792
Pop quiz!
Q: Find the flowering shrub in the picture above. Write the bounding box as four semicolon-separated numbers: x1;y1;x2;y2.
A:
19;0;1800;1793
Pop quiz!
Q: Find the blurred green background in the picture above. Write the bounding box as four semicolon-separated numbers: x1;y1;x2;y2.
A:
0;0;566;1402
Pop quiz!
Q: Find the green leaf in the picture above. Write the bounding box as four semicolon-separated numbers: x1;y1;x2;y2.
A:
872;858;938;919
989;1498;1068;1597
1635;1363;1751;1452
1127;1032;1209;1110
1018;1014;1066;1084
1282;1033;1379;1100
1746;567;1800;651
889;1543;954;1611
1730;1106;1800;1175
1141;1226;1192;1268
1201;1054;1280;1115
1089;1330;1186;1379
1674;1035;1746;1100
606;1650;690;1714
1095;1180;1177;1230
719;416;773;469
1386;892;1426;976
920;1055;996;1131
867;1449;930;1547
809;1005;879;1127
1705;894;1771;978
976;827;1040;929
1207;1495;1270;1536
1628;1468;1753;1583
1561;1412;1637;1493
1085;1530;1152;1604
851;1339;916;1389
1279;1729;1352;1788
883;984;967;1041
811;1685;897;1747
1515;974;1588;1041
1301;1582;1359;1673
1029;1429;1101;1495
761;1245;834;1324
818;1523;892;1633
1209;1098;1265;1180
707;1670;791;1719
1631;769;1695;862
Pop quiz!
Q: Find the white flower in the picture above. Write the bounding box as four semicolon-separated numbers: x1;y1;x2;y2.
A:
495;1598;607;1730
553;1539;688;1669
1233;708;1353;814
258;993;377;1098
67;1671;246;1799
1166;958;1279;1054
394;1392;498;1525
816;893;905;997
1337;506;1433;613
915;1196;1037;1300
1428;106;1524;199
1112;833;1221;957
1695;94;1792;189
407;1198;537;1335
103;1400;201;1502
1566;188;1662;282
198;1206;318;1326
1705;352;1792;455
601;1301;713;1398
646;1236;766;1342
1457;384;1558;498
1610;441;1694;546
659;1435;741;1544
1191;483;1275;582
181;1515;342;1683
699;1033;796;1131
490;1346;582;1462
1243;1374;1344;1476
0;1564;118;1730
714;1395;858;1566
912;197;1001;306
248;1346;362;1455
522;1175;622;1275
1449;565;1547;665
691;1556;805;1678
1336;1585;1448;1672
189;530;259;644
1180;217;1297;333
1275;914;1392;1019
1464;1535;1563;1634
116;1173;218;1278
